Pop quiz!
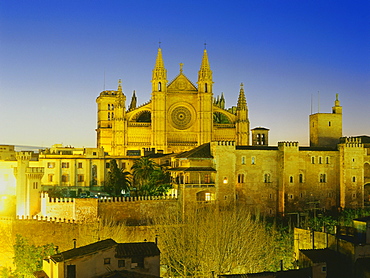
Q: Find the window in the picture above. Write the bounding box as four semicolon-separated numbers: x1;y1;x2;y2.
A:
78;175;84;182
108;104;111;110
62;175;69;182
299;174;303;183
328;121;331;126
264;173;271;183
289;176;293;183
251;157;256;165
131;256;144;268
241;156;246;165
319;174;326;183
111;104;114;110
62;162;69;168
289;194;294;199
48;174;53;182
238;174;244;183
311;157;315;164
33;182;38;189
93;152;97;156
223;177;228;184
204;174;210;183
106;162;110;168
112;112;114;119
205;192;211;201
104;258;111;265
108;112;111;121
319;157;322;164
352;176;356;182
158;82;162;91
78;162;83;168
205;83;208;92
118;260;125;268
47;162;55;168
326;157;330;164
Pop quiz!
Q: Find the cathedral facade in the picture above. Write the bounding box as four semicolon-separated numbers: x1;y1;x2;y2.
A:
96;48;250;155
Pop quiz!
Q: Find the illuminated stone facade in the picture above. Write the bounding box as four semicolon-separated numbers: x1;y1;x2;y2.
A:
96;48;250;155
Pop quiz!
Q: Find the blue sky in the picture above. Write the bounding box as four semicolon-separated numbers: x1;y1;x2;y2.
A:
0;0;369;148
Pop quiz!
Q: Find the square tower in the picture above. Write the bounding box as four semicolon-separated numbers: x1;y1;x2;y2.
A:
310;95;342;148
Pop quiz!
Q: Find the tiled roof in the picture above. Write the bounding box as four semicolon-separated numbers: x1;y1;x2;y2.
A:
50;239;117;262
115;242;160;258
175;143;213;158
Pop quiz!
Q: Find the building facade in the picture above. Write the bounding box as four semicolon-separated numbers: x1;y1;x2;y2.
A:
96;48;250;155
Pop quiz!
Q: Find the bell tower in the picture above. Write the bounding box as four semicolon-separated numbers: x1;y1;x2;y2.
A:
151;47;168;151
197;48;214;144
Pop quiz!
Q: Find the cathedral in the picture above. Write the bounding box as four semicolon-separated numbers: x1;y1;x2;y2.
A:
96;48;250;155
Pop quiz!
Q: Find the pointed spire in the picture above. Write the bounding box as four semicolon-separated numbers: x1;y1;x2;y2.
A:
335;93;340;106
152;47;167;84
129;90;137;111
237;83;247;110
198;48;213;92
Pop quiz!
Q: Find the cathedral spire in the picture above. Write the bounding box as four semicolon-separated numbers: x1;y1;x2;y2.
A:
152;47;167;92
129;90;137;111
117;79;122;93
197;49;213;93
237;83;247;110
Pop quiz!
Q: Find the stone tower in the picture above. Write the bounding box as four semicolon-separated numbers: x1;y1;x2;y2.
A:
14;152;44;218
236;83;250;146
151;47;168;151
309;94;342;148
197;49;214;145
251;127;269;146
112;80;127;156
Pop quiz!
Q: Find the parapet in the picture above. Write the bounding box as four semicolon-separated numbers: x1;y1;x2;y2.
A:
340;137;363;148
278;141;299;151
16;151;33;161
215;141;235;146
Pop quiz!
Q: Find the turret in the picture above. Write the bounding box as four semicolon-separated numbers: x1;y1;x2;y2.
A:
236;83;250;145
197;49;213;93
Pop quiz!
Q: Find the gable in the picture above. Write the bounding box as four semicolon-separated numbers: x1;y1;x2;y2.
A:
167;73;197;92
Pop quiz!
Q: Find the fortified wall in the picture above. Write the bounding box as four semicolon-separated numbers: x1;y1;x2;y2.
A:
40;193;178;223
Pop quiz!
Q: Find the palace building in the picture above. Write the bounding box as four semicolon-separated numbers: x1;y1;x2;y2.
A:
96;48;250;155
1;48;370;220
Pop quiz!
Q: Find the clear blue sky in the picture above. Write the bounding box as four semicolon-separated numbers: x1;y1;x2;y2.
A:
0;0;369;148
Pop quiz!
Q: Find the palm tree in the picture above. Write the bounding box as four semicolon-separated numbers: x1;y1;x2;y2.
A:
104;159;131;196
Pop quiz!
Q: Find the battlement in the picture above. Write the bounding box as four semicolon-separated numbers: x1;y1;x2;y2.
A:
340;137;363;148
215;141;235;146
16;151;33;161
16;214;82;223
98;194;178;202
26;167;44;174
278;141;299;147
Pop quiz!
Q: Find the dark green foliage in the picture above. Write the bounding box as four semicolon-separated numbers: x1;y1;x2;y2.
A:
104;159;131;196
13;234;54;277
131;157;172;196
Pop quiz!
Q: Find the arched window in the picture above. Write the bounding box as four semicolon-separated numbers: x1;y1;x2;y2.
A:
108;112;110;121
289;176;293;183
241;156;246;165
205;83;208;92
111;104;114;110
299;174;303;183
112;112;114;119
108;104;110;110
352;176;356;182
158;82;162;91
251;157;256;165
320;174;327;183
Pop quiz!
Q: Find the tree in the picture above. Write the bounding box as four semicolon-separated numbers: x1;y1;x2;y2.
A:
131;157;171;196
13;234;54;277
104;159;131;196
154;204;295;277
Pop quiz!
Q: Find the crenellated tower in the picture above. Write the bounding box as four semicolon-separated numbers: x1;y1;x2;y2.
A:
197;49;214;144
235;83;250;145
151;48;168;151
112;80;127;156
14;152;44;218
